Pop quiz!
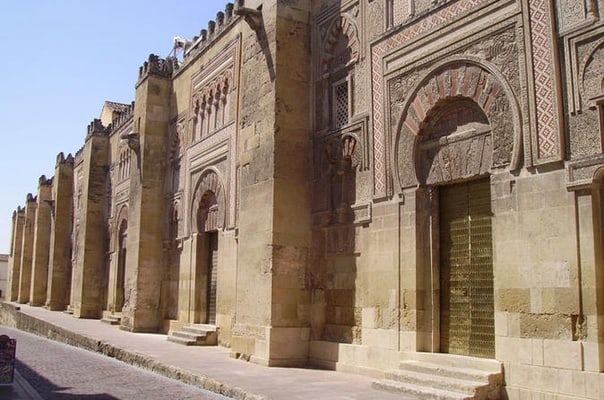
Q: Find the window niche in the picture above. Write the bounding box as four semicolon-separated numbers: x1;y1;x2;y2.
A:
320;15;359;133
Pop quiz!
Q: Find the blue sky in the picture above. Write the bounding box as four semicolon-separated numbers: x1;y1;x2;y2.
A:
0;0;228;253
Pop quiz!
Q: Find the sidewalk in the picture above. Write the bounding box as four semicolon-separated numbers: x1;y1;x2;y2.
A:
0;303;407;400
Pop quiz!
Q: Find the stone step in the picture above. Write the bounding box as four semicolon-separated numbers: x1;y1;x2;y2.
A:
100;313;122;325
167;324;218;346
397;360;500;384
171;331;207;341
374;354;503;400
385;367;485;394
182;324;217;334
373;379;470;400
401;352;501;373
167;335;198;346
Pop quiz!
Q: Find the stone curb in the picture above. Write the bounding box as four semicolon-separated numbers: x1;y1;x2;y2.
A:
0;303;266;400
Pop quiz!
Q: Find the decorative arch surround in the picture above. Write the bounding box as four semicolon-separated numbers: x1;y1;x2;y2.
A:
580;38;604;108
393;58;522;190
191;168;226;233
114;205;128;245
321;15;360;75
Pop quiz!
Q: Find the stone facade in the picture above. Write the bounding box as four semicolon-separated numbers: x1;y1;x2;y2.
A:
6;0;604;398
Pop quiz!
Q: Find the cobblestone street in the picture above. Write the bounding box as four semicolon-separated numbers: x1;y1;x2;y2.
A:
0;327;231;400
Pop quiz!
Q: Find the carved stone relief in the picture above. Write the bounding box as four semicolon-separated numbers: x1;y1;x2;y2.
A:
313;118;368;218
463;28;520;97
393;60;521;190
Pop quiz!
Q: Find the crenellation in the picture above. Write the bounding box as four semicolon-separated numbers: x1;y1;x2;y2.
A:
86;118;107;140
179;3;239;71
137;54;176;85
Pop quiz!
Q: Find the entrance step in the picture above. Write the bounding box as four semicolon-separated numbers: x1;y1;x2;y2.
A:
100;312;122;325
167;324;218;346
373;353;503;400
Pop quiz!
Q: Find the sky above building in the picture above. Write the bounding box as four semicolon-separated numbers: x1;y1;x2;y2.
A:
0;0;229;254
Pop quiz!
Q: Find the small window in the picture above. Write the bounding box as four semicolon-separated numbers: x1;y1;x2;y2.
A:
333;80;349;130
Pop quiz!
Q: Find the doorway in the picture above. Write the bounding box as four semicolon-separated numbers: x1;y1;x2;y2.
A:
439;179;494;358
206;231;218;325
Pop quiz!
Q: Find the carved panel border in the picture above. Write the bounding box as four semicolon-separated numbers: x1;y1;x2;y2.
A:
526;0;564;163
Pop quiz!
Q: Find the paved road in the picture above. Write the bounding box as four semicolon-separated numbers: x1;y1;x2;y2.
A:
0;327;231;400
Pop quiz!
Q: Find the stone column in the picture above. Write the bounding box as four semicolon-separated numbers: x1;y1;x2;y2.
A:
30;176;53;306
46;153;74;310
7;208;25;301
121;55;171;332
71;121;109;318
17;194;37;303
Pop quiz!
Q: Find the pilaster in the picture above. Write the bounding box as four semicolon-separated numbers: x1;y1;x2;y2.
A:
72;121;109;318
46;153;74;310
30;175;53;306
231;0;313;367
17;194;37;303
120;55;172;332
7;208;25;301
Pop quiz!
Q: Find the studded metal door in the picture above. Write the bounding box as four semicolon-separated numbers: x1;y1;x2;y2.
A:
439;179;494;358
207;232;218;325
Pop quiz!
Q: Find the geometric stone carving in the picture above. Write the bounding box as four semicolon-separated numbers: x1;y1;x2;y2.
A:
527;0;563;163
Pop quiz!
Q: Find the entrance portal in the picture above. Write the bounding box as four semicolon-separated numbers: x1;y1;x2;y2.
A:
439;179;494;358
